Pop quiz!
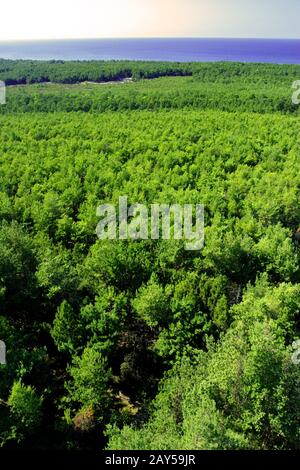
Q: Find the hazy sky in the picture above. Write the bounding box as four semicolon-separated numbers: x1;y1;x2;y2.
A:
0;0;299;41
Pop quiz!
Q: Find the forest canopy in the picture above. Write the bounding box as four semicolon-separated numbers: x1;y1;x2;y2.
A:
0;61;300;450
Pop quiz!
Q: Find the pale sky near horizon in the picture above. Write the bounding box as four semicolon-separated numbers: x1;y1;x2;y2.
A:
0;0;299;41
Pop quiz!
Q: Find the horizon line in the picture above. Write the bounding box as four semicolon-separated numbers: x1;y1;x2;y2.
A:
0;36;300;43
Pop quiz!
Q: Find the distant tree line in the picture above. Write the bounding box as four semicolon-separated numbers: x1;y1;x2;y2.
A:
0;59;299;86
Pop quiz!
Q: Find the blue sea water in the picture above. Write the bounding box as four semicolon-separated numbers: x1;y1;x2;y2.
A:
0;38;299;64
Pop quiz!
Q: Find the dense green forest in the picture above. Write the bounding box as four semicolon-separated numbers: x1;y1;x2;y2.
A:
1;61;300;115
0;61;300;450
1;58;299;85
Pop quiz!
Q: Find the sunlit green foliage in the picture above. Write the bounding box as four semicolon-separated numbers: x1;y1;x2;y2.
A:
107;279;300;450
0;61;300;449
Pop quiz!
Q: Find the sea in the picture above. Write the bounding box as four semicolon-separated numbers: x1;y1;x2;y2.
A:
0;38;299;64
